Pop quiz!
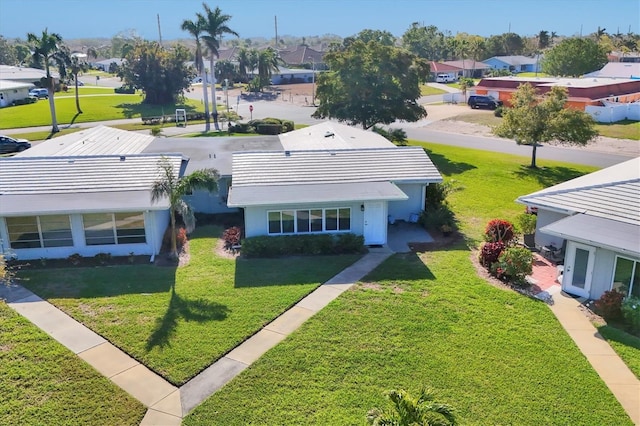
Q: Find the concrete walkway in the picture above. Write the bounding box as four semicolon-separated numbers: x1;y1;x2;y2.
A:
548;290;640;424
1;248;392;425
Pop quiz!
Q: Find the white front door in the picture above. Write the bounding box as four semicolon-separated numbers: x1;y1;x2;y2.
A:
363;202;385;245
562;242;595;298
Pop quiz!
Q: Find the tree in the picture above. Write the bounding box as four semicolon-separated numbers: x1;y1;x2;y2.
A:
494;83;598;168
237;47;258;82
151;157;219;259
542;37;607;76
537;30;550;49
402;23;447;60
181;13;211;131
0;36;18;65
366;388;457;426
119;41;194;104
27;29;67;133
201;3;238;131
254;48;279;91
312;33;429;129
65;47;97;114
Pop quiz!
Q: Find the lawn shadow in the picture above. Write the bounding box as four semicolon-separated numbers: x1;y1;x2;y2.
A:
513;164;587;188
361;252;436;282
145;284;230;351
422;148;477;176
234;256;341;288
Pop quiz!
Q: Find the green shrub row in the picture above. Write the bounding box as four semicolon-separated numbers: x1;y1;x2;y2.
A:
11;97;38;106
241;233;365;258
230;118;294;135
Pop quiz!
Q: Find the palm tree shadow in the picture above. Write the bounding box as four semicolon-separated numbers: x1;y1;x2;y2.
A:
145;284;230;351
65;112;82;128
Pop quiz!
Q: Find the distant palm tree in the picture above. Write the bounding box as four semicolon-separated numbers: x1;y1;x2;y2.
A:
151;157;219;259
201;4;238;131
257;48;280;90
367;388;457;426
65;47;97;114
237;47;258;83
181;13;211;131
27;29;66;133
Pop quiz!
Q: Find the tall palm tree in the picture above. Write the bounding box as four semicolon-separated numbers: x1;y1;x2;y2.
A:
367;388;457;426
237;46;258;83
257;48;280;90
27;29;66;133
201;3;238;131
66;47;97;114
151;157;219;259
182;14;211;131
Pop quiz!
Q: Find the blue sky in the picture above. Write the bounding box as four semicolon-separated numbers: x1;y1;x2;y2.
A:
0;0;638;41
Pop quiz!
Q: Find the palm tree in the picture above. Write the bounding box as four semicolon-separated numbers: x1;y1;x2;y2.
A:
27;29;66;133
367;388;457;426
181;13;211;131
237;47;258;83
256;48;280;90
151;157;219;259
66;47;97;114
201;3;238;131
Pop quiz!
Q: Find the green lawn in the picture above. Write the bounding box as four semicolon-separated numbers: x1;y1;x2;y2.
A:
185;248;632;425
420;84;447;96
0;303;146;425
595;120;640;140
18;225;360;385
0;94;205;129
598;325;640;379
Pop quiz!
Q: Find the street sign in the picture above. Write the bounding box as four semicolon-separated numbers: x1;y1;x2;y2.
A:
249;105;253;112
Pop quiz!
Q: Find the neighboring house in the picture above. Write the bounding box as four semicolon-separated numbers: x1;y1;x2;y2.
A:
517;157;640;300
278;45;326;69
0;80;34;107
0;64;57;85
269;67;318;84
441;60;491;78
483;55;541;74
583;62;640;79
227;122;442;245
91;58;125;72
474;76;640;110
0;153;183;261
608;51;640;63
428;62;461;82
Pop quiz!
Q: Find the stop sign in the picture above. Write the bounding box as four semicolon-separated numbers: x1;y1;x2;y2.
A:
249;105;253;112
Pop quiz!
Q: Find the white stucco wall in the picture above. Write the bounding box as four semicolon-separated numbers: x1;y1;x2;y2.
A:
0;87;31;107
388;183;424;222
535;209;569;248
0;210;168;261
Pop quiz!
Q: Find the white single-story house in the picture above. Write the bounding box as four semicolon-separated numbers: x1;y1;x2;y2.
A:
0;65;57;85
584;62;640;79
1;123;442;259
0;80;34;107
228;123;442;245
265;67;318;85
517;157;640;300
0;153;183;261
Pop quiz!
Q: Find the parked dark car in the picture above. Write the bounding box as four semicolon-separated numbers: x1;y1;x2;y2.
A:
0;135;31;154
468;95;502;110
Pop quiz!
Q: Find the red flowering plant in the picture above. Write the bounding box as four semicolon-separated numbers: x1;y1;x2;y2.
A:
484;219;515;244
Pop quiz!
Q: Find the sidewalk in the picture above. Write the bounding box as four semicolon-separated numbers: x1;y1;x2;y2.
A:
0;248;392;425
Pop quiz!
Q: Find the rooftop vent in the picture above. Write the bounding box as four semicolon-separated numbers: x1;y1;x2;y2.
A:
120;156;126;161
324;131;335;138
285;151;291;156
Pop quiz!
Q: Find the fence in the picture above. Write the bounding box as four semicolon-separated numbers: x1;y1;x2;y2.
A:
585;102;640;123
442;93;467;104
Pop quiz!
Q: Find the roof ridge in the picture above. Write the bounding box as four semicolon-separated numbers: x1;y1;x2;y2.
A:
525;177;640;199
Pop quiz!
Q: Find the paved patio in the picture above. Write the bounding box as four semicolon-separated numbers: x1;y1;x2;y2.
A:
386;220;434;253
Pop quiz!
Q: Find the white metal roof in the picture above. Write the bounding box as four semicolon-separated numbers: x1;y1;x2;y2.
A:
541;214;640;257
0;80;34;90
231;147;442;187
517;157;640;226
228;181;408;207
485;75;639;88
0;65;56;81
17;126;156;157
0;154;183;215
584;62;640;79
279;122;395;151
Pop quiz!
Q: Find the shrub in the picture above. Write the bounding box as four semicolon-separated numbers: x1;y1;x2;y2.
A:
241;233;364;258
68;253;83;266
114;86;135;94
479;241;505;267
494;105;504;117
594;289;625;322
484;219;515;243
150;126;163;137
222;226;242;249
621;297;640;333
516;213;537;235
425;181;460;208
229;122;253;133
256;123;282;135
94;252;112;265
281;120;294;133
161;226;188;252
494;247;533;287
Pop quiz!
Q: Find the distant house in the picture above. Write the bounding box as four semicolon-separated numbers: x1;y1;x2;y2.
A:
428;62;461;82
278;45;326;69
483;55;541;74
0;80;34;107
441;60;491;78
228;123;442;245
517;157;640;300
269;66;318;85
91;58;125;72
473;76;640;110
584;62;640;79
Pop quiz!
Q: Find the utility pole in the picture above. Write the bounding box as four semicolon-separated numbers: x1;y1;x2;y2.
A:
157;14;162;46
274;16;278;47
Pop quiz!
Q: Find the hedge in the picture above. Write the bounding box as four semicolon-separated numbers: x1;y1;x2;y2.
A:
241;233;365;258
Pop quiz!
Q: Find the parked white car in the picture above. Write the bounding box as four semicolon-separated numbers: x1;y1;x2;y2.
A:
436;74;456;83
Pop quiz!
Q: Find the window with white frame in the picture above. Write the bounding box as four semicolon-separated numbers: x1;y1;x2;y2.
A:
268;208;350;235
612;256;640;298
6;215;73;249
83;212;146;246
